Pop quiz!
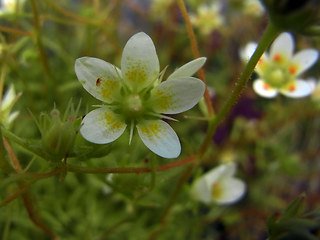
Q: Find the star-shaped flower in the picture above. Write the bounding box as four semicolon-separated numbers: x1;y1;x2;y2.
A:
244;32;318;98
75;32;206;158
191;163;246;205
190;3;224;35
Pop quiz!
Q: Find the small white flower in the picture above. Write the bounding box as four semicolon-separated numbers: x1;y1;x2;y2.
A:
242;0;264;17
191;163;246;205
0;0;24;15
244;32;319;98
75;32;206;158
190;3;224;35
0;84;21;128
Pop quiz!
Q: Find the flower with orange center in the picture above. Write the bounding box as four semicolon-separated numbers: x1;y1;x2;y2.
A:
191;163;246;205
242;32;318;98
75;32;206;158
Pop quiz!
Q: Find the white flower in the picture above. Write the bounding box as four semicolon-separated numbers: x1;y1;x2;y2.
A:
75;32;206;159
0;0;24;15
0;84;21;128
242;0;264;17
191;163;246;205
245;32;319;98
0;85;21;127
190;3;224;35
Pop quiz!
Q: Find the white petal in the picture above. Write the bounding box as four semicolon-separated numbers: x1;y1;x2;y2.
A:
239;42;258;62
7;111;19;124
253;79;278;98
214;178;246;205
280;79;313;98
191;163;238;204
191;175;212;204
150;77;205;114
136;120;180;158
121;32;160;92
80;108;127;144
239;42;269;75
167;57;207;80
270;32;294;62
75;57;122;103
291;49;319;76
203;163;236;185
1;84;16;110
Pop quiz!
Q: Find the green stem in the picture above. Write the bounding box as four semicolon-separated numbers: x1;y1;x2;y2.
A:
198;23;281;157
1;127;45;159
0;129;14;173
30;0;56;99
66;157;196;174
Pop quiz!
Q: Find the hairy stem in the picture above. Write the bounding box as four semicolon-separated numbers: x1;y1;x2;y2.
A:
198;23;281;157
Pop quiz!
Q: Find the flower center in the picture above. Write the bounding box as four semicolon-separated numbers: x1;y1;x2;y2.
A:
123;94;143;118
211;182;223;200
263;64;294;89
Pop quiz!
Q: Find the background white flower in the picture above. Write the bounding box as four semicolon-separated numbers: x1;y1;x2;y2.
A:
190;2;225;35
0;0;24;14
191;163;246;205
75;32;206;158
242;32;319;98
0;84;21;128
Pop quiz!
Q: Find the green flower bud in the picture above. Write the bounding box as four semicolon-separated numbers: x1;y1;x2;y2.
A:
260;0;320;35
39;101;81;161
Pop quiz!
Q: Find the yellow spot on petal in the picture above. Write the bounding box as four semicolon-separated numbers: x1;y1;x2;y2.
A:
100;79;120;99
155;89;173;111
103;112;123;130
139;122;162;139
125;61;148;86
211;182;223;200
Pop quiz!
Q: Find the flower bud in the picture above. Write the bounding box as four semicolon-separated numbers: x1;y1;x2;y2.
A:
40;102;81;161
260;0;320;35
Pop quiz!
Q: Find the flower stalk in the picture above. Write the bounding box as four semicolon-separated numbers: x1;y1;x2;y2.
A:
198;23;281;157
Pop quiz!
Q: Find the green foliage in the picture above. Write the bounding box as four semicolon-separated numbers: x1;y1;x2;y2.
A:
267;194;320;240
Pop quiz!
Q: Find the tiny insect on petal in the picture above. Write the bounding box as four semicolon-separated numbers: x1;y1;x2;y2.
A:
75;57;121;103
96;77;102;86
